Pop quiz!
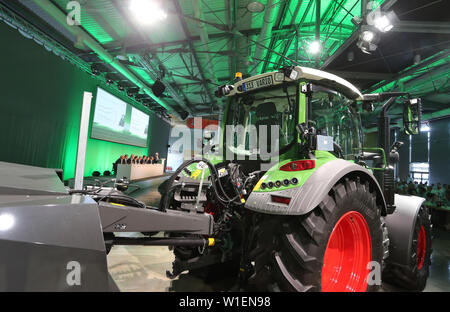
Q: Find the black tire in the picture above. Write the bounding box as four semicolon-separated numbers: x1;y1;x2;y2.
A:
383;206;432;291
248;177;384;292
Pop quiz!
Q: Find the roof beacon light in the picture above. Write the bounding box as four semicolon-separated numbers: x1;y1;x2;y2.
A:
282;66;298;80
235;72;243;82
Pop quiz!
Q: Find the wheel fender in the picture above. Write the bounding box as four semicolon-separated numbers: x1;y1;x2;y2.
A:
245;159;386;215
384;194;425;268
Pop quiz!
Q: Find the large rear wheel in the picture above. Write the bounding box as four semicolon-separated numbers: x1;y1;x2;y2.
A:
248;177;385;292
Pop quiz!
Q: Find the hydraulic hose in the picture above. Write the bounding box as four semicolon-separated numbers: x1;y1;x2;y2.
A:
160;158;242;211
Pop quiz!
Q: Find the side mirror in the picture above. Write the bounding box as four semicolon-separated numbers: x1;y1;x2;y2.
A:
403;98;422;135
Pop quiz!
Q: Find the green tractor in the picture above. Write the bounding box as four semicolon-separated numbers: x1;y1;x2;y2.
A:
162;66;431;292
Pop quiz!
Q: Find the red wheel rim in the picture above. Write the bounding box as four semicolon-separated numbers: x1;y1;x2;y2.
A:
417;225;426;270
322;211;372;292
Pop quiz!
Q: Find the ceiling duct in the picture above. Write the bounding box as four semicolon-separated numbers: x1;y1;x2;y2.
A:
191;0;224;111
250;0;280;75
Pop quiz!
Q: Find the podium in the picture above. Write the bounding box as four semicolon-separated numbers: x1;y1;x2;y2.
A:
116;159;165;181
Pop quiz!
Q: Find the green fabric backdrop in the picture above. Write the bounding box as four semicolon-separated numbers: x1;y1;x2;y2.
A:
0;21;170;180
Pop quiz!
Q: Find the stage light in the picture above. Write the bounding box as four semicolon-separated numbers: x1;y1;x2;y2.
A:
90;64;99;76
357;40;377;54
129;0;167;25
247;1;265;13
372;10;398;32
355;9;398;54
361;30;374;42
0;214;15;231
374;15;391;32
357;25;379;54
347;51;354;62
308;41;321;55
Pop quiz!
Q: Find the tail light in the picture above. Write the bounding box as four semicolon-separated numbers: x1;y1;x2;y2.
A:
280;160;315;171
271;195;291;205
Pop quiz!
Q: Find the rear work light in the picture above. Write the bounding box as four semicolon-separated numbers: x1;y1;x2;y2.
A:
280;160;315;171
271;195;291;205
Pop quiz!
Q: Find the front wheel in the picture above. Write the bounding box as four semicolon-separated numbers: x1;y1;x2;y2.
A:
248;177;385;292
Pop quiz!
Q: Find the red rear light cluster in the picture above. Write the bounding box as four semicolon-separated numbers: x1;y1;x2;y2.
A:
271;195;291;205
280;160;315;171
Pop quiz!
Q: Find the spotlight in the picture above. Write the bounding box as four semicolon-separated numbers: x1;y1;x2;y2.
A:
355;9;398;54
129;0;167;25
118;83;125;91
247;1;265;13
127;87;139;97
357;25;379;54
361;30;375;42
374;11;398;32
106;79;113;85
308;41;321;55
414;54;421;65
90;64;99;76
369;10;398;33
357;39;377;54
347;51;354;62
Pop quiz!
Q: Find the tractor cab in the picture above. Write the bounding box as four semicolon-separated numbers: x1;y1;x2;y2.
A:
219;67;365;169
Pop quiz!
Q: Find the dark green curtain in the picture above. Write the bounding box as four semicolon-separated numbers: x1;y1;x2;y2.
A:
429;118;450;184
0;21;170;180
397;130;410;181
411;132;428;163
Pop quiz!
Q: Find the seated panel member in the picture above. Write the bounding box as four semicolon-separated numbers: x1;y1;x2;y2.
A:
124;154;129;164
128;154;135;164
113;155;124;174
114;155;124;165
154;152;160;164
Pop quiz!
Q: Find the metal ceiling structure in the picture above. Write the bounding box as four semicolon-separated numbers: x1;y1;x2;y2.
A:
0;0;448;120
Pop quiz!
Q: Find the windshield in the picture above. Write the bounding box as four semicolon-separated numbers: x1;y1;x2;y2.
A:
225;84;297;156
309;89;362;159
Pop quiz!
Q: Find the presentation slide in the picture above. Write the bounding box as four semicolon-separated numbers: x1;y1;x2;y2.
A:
91;88;149;147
